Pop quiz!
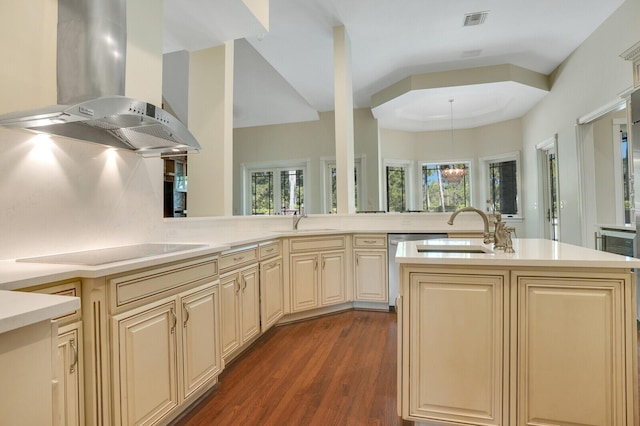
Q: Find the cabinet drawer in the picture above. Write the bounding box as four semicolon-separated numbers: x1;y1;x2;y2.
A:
219;245;258;272
289;236;346;253
110;256;218;309
353;234;387;248
259;240;281;259
25;280;82;323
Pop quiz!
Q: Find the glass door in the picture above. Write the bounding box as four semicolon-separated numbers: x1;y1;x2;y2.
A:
542;147;559;241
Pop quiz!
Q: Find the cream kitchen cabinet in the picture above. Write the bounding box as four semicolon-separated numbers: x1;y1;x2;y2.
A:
220;265;260;359
22;280;84;426
399;263;638;426
219;244;261;361
513;270;634;426
290;251;346;312
111;281;221;426
353;234;388;303
112;299;178;425
56;323;84;426
259;240;284;332
402;267;508;425
82;255;220;426
288;235;348;314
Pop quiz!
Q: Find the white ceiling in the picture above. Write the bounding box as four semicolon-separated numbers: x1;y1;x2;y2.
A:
163;0;624;131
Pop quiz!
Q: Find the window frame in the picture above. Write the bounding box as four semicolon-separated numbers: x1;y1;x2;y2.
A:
321;156;365;214
382;159;414;212
479;151;522;219
242;160;309;216
419;159;474;213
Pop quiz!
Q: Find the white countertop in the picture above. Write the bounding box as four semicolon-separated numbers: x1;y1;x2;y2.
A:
0;229;353;291
0;243;229;291
597;224;636;232
0;290;80;334
395;238;640;268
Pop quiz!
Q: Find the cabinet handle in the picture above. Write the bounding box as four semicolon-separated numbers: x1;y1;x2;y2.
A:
170;307;177;334
233;255;245;261
235;278;240;294
69;338;78;374
266;247;274;252
356;254;359;266
314;259;318;270
363;240;376;244
242;276;247;291
322;259;326;270
183;303;190;328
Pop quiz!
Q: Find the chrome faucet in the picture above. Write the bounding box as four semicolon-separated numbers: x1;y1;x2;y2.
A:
293;213;307;230
447;207;492;244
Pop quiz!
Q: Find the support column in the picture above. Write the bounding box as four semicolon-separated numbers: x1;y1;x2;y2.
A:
334;25;356;214
187;41;235;216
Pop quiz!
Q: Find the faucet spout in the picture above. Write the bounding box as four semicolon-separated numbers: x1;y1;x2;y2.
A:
293;213;307;230
447;207;492;244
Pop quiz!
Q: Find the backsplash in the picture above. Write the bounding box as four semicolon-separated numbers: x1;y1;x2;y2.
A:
0;127;165;260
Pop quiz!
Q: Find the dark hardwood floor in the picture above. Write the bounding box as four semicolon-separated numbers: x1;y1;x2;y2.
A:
173;310;404;426
175;312;640;426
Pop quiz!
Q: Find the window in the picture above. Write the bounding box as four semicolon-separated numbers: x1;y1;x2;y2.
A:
324;160;361;213
386;165;407;212
489;160;517;214
251;171;274;214
245;164;306;215
621;129;631;224
421;163;471;212
481;152;521;217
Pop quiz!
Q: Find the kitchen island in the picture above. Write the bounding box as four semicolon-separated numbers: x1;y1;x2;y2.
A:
0;290;79;426
395;238;640;426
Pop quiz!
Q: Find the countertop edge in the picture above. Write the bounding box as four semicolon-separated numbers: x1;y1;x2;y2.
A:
0;291;80;334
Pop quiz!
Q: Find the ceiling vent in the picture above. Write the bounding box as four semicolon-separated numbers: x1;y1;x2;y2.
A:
463;11;489;26
461;49;482;58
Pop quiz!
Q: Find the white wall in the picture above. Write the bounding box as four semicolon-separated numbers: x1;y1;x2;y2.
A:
0;0;56;115
162;50;190;124
593;109;626;225
0;128;166;259
233;108;380;214
379;118;523;213
521;0;640;244
0;0;167;260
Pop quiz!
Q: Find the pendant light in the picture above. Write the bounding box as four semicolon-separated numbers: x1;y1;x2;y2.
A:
441;99;466;183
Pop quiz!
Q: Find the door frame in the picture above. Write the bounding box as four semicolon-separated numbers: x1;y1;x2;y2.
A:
576;95;629;248
536;135;559;241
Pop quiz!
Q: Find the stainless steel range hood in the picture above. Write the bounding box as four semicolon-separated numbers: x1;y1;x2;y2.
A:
0;0;200;156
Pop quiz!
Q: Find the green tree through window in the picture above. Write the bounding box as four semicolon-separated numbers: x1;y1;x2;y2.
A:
251;171;273;214
386;166;406;212
422;163;470;212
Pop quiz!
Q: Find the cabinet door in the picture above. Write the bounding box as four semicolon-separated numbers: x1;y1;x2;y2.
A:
320;251;346;306
407;272;505;426
516;275;626;426
56;324;84;426
180;284;222;401
240;265;260;344
260;258;284;332
112;300;178;426
354;250;388;302
220;274;241;357
290;253;319;312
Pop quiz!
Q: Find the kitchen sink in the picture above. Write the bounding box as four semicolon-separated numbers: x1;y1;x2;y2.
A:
16;243;209;266
416;244;494;254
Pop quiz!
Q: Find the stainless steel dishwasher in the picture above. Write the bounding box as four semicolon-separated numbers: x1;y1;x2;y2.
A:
388;233;447;309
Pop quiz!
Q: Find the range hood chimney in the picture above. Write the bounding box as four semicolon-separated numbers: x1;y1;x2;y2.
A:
0;0;200;157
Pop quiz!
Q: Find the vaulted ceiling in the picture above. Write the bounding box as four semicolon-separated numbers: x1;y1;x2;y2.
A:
163;0;624;131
